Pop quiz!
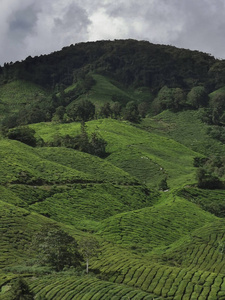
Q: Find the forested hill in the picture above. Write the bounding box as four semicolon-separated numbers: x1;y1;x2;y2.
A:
3;40;225;299
1;39;223;92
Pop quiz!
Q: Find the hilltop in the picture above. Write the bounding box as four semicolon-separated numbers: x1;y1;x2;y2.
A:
1;40;225;299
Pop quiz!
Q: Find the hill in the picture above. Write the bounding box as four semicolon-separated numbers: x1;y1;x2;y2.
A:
1;39;225;299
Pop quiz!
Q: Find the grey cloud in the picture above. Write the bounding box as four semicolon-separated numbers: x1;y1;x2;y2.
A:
7;4;40;41
53;3;91;35
1;0;225;65
171;0;225;58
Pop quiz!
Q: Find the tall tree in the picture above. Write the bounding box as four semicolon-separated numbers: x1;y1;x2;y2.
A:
78;237;100;274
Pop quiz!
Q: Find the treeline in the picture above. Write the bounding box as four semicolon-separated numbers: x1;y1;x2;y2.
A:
4;122;108;158
194;156;225;189
1;77;149;131
1;39;224;93
3;81;225;133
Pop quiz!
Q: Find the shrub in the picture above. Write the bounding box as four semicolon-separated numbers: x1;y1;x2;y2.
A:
7;126;39;147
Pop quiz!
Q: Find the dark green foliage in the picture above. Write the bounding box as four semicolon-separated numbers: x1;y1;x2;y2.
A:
158;177;169;191
7;126;38;147
89;131;108;158
9;277;34;300
0;39;217;93
152;86;186;114
111;101;122;118
52;106;65;122
193;157;208;168
198;108;213;124
210;93;225;125
1;114;18;130
178;187;225;217
48;122;108;158
207;126;225;143
99;102;112;118
32;224;83;271
1;95;54;129
187;86;208;108
195;155;225;186
66;99;95;122
196;167;222;189
123;101;140;123
138;101;149;118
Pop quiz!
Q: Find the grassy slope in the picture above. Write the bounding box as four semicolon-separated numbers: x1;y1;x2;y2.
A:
156;218;225;274
96;195;217;252
2;77;225;298
177;186;225;218
0;200;54;268
36;146;138;184
0;138;157;231
0;80;50;120
141;110;225;156
0;139;93;185
31;118;199;188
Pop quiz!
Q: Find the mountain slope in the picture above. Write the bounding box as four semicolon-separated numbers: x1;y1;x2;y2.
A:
2;40;225;299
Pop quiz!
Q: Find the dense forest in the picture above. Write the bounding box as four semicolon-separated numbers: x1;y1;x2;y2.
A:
1;40;225;299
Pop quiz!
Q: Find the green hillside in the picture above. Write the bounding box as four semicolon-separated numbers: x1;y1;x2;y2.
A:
0;80;50;118
31;118;198;188
2;39;225;299
97;196;217;251
141;110;225;156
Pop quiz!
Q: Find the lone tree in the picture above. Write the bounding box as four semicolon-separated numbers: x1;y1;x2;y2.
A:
78;237;100;274
32;224;83;271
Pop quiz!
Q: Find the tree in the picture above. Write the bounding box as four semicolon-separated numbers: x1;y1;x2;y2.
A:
138;101;149;118
123;101;140;123
32;224;83;271
153;86;186;112
78;237;100;274
210;94;225;125
7;126;38;147
196;167;222;189
9;277;34;300
67;99;95;122
52;106;65;122
187;86;208;108
89;131;108;158
111;101;121;119
99;102;112;118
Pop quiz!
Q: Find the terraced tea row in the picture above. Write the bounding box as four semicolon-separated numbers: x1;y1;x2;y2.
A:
159;219;225;275
28;183;156;230
92;248;225;299
96;196;217;250
31;118;198;188
30;275;160;300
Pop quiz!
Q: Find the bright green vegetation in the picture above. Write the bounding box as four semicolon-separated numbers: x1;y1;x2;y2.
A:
31;118;198;188
0;139;93;184
97;196;217;251
2;40;225;299
29;274;159;300
78;74;134;107
141;110;225;156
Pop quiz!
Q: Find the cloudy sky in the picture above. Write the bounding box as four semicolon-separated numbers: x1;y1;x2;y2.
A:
1;0;225;65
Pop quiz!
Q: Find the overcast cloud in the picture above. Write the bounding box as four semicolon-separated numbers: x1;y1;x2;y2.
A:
1;0;225;65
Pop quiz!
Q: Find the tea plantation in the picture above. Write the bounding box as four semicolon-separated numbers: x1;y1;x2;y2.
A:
2;40;225;299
